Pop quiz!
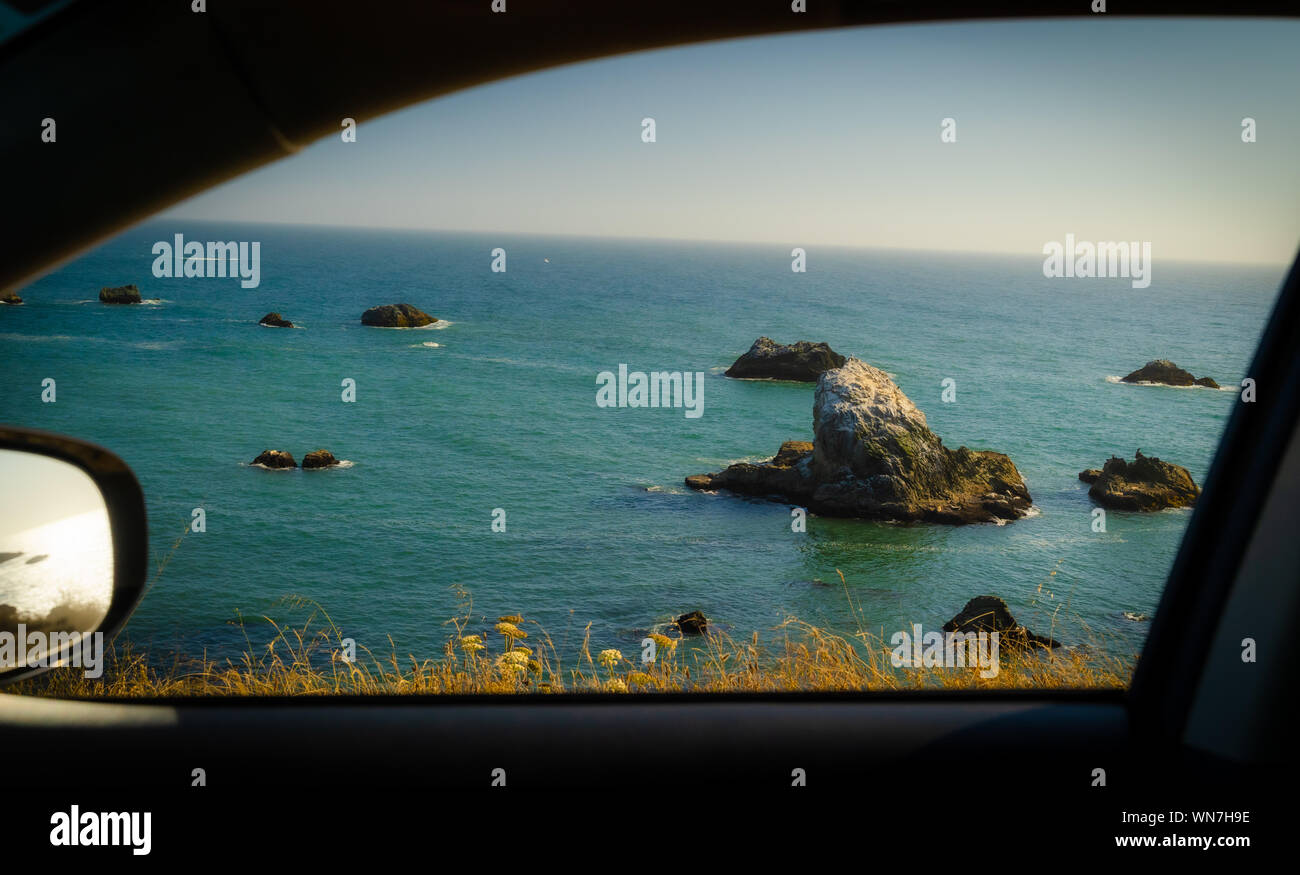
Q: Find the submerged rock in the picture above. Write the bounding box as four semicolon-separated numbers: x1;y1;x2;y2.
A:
688;358;1032;524
361;303;436;328
675;610;709;635
1121;359;1218;389
1082;450;1198;511
725;336;846;382
99;284;142;304
301;449;339;469
259;312;294;328
1;292;21;305
252;450;296;469
943;595;1060;649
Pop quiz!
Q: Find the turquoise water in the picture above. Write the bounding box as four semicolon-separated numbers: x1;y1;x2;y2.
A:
1;220;1284;666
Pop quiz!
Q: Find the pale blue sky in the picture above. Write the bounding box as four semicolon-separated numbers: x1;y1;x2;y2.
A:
165;18;1300;265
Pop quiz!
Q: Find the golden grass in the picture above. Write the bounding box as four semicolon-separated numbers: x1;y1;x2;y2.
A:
11;579;1135;698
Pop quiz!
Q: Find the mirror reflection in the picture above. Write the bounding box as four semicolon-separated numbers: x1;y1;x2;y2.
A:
0;449;113;672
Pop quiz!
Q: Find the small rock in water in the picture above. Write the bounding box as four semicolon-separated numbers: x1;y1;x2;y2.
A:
259;312;294;328
252;450;296;469
943;595;1060;649
1082;450;1198;511
99;284;142;304
1;292;22;305
361;303;436;328
725;336;846;382
301;449;340;469
675;610;709;635
1120;359;1218;389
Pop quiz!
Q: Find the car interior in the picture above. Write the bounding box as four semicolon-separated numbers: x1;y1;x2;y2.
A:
2;0;1296;857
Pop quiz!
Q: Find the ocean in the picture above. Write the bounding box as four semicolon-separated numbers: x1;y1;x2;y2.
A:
1;220;1284;668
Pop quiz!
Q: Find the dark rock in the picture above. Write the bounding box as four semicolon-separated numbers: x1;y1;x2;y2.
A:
301;449;339;469
259;312;294;328
725;336;847;382
1078;469;1102;484
99;284;142;304
1;292;21;305
252;450;296;469
687;441;813;499
943;595;1060;649
688;358;1032;524
361;303;437;328
676;610;708;635
1086;450;1199;511
1121;359;1218;389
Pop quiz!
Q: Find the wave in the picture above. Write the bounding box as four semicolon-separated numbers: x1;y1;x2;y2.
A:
72;298;169;305
695;452;779;467
0;332;192;350
642;484;686;495
410;341;440;348
0;332;79;343
370;320;453;330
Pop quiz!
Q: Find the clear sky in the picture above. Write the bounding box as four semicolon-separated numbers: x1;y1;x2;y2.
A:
165;17;1300;266
0;451;105;535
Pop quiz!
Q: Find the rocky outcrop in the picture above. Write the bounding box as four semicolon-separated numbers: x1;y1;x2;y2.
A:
675;611;708;635
688;358;1032;524
1;292;21;305
259;312;294;328
943;596;1060;649
301;449;339;469
361;303;436;328
1121;359;1218;389
1082;450;1199;511
99;284;142;304
685;441;812;497
725;337;846;382
252;450;296;469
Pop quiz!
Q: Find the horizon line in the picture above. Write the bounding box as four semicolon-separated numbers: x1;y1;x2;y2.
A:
151;215;1296;270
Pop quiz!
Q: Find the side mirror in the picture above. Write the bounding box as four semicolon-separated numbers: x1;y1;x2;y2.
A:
0;426;148;684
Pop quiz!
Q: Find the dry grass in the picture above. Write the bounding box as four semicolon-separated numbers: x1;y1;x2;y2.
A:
11;578;1135;698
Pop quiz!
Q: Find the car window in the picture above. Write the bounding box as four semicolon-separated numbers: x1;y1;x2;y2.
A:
4;17;1298;696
